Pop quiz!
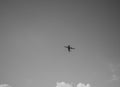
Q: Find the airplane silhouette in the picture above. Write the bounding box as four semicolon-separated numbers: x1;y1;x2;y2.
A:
64;45;75;52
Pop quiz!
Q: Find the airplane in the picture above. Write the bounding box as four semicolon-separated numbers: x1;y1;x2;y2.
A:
64;45;75;52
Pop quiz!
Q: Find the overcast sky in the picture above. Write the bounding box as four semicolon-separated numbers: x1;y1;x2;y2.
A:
0;0;120;87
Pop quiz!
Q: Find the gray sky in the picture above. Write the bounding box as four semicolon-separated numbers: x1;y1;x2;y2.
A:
0;0;120;87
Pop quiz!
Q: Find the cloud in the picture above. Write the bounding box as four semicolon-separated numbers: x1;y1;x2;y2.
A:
0;84;11;87
108;64;120;82
56;82;91;87
56;82;73;87
77;83;90;87
111;74;119;81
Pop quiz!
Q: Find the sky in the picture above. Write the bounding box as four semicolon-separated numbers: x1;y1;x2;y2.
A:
0;0;120;87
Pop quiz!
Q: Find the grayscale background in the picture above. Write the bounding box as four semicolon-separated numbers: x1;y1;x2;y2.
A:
0;0;120;87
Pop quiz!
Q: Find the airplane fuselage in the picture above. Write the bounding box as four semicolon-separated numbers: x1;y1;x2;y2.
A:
64;45;75;52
